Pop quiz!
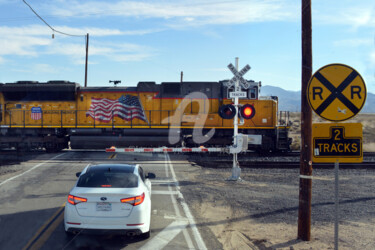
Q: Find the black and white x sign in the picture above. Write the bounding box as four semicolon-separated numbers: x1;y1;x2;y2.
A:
307;63;366;122
227;63;251;89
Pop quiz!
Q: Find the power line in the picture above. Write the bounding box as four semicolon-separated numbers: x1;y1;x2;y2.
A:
22;0;85;37
22;0;89;87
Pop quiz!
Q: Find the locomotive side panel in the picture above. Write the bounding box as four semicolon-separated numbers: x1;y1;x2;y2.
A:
0;81;78;151
0;80;290;152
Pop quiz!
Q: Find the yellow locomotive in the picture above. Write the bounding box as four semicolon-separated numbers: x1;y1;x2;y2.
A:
0;80;290;152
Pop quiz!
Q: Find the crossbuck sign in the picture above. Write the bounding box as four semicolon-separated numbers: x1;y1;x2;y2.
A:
227;63;251;89
307;63;366;122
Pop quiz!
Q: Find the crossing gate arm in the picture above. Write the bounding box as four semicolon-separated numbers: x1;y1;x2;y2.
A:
105;134;248;154
105;147;227;153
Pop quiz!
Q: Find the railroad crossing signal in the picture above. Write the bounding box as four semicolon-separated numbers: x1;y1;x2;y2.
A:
227;63;251;89
312;123;362;163
307;64;366;122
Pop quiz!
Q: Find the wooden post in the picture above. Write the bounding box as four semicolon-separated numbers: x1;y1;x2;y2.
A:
298;0;313;241
84;33;89;87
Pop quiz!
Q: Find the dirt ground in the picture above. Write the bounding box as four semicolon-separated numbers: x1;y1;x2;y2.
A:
177;160;375;250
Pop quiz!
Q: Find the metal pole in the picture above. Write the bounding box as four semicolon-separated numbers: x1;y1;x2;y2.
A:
234;57;239;138
334;160;339;250
84;33;89;87
298;0;313;241
229;57;241;181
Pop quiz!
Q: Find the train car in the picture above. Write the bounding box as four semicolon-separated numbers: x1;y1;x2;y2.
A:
0;80;291;152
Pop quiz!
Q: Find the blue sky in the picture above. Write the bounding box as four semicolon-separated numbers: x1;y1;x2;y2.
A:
0;0;374;92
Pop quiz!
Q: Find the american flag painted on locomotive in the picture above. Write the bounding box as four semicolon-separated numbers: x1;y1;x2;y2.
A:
86;95;148;123
31;107;42;120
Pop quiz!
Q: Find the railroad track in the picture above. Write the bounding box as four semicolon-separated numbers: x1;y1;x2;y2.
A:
191;160;375;169
189;151;375;168
2;150;375;169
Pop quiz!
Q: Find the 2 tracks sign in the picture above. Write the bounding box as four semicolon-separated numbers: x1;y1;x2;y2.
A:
312;123;362;163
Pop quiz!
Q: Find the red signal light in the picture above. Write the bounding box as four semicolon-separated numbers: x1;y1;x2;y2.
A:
243;107;252;116
219;104;236;119
240;104;255;119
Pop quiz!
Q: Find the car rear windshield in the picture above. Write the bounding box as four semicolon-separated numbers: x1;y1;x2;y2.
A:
77;172;138;188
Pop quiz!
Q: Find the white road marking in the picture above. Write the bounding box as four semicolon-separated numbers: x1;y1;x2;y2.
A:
166;153;208;250
164;215;189;221
165;155;195;249
151;179;177;184
139;220;188;250
152;190;179;195
0;153;66;187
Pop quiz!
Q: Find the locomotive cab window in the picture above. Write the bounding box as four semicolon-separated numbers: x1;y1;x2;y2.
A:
249;87;258;99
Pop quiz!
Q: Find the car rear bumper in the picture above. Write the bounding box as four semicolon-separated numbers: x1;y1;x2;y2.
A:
66;227;143;235
64;218;149;233
64;205;150;233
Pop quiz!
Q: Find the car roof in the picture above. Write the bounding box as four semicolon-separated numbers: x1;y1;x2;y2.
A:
85;164;138;174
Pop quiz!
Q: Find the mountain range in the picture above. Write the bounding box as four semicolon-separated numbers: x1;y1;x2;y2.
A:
260;85;375;113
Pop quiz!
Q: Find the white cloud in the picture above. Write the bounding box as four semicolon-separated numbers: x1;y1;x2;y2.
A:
0;25;160;38
315;4;375;28
43;41;155;64
0;0;12;5
51;26;162;37
41;0;297;26
333;38;373;47
0;35;51;56
112;53;154;62
32;64;57;73
0;24;156;62
370;51;375;65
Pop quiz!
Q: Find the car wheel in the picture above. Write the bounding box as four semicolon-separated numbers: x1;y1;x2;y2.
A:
65;229;74;236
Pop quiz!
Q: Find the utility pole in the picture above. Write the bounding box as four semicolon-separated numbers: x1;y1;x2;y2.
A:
84;33;89;87
298;0;313;241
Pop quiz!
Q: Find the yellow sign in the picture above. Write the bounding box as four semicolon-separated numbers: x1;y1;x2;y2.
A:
307;64;366;122
312;123;362;163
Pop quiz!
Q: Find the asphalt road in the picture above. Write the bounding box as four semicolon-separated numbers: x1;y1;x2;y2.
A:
0;151;216;250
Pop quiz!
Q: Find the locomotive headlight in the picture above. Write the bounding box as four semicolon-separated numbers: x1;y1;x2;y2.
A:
240;104;255;119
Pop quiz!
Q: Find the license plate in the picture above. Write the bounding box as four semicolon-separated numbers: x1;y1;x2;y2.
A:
96;202;112;211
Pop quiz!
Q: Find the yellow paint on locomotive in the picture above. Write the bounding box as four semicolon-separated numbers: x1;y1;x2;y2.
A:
0;99;76;128
77;90;278;129
0;88;278;130
0;92;4;123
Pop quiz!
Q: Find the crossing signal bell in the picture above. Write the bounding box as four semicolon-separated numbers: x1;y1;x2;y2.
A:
219;104;255;120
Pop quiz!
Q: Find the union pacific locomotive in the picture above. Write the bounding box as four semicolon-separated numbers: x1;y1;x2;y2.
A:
0;80;291;152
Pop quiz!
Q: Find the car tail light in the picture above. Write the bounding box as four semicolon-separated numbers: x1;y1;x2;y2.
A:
121;193;145;206
68;194;87;205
